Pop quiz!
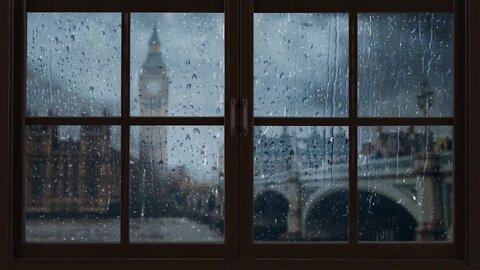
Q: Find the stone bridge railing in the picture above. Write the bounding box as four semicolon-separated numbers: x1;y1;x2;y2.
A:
252;151;453;241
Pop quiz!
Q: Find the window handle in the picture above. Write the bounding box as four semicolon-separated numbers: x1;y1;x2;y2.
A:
230;98;237;136
242;98;248;136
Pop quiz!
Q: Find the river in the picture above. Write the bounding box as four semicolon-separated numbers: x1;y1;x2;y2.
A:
26;217;223;242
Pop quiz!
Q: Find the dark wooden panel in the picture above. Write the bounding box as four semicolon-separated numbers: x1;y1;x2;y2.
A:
27;0;224;12
348;13;359;244
252;243;458;259
354;117;454;126
255;0;453;13
120;12;131;244
468;0;480;266
224;0;240;259
25;117;224;126
0;0;12;267
238;0;254;258
3;258;467;270
453;0;467;260
253;117;453;126
232;259;465;270
12;0;27;260
254;117;350;126
18;243;226;258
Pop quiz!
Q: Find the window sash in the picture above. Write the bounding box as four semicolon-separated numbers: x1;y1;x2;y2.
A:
237;0;464;259
12;0;466;260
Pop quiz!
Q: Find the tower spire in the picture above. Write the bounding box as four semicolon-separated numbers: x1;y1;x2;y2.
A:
149;24;161;53
135;22;169;217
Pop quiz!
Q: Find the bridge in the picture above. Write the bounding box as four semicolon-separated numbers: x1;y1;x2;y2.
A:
190;150;452;241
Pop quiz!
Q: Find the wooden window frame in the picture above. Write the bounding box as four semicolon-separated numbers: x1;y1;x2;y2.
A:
1;0;479;269
239;0;463;260
9;0;240;260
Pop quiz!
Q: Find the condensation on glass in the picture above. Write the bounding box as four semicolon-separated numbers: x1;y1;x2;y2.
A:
254;13;349;117
358;13;453;117
130;13;225;117
358;126;453;241
27;13;121;117
253;126;349;241
25;125;121;242
129;126;224;242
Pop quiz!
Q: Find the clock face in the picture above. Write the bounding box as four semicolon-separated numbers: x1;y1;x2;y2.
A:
145;80;161;95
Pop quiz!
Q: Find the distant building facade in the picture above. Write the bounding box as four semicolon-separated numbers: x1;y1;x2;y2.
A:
254;127;349;178
26;112;121;215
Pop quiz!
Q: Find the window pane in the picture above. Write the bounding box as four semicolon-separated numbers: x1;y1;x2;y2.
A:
358;126;453;241
358;13;453;117
25;125;121;242
130;13;224;116
254;13;349;117
27;13;121;117
254;126;349;241
130;126;224;242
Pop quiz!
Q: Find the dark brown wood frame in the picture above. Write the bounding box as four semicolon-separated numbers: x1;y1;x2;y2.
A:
12;0;240;260
1;0;479;269
239;0;464;260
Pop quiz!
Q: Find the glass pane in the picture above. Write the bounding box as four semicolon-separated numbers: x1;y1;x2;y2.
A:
130;13;224;116
25;125;121;242
254;13;349;117
27;13;121;117
358;13;453;117
254;126;349;241
358;126;453;241
130;126;224;242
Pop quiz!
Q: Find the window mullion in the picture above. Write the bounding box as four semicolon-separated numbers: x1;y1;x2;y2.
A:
120;11;131;244
348;11;358;244
453;0;466;256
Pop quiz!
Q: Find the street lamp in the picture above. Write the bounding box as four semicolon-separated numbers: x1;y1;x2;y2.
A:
417;81;434;151
417;81;435;118
414;82;444;241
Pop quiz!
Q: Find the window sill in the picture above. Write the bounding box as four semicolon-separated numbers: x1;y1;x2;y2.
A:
5;258;469;270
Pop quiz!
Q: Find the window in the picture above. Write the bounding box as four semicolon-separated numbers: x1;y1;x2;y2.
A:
1;0;479;269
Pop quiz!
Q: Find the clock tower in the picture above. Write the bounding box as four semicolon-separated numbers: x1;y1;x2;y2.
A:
136;25;169;215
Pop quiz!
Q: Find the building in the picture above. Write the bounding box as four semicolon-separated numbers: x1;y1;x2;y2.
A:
254;127;349;178
25;110;121;216
130;25;171;217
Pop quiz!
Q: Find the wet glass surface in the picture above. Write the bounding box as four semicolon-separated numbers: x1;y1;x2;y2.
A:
358;13;453;117
27;13;121;117
129;126;224;242
358;126;453;241
253;126;349;241
24;11;456;245
130;13;224;117
254;13;349;117
25;125;121;242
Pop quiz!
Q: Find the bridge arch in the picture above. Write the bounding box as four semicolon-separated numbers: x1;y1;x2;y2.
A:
303;188;349;240
359;184;420;223
357;191;417;241
253;190;289;241
303;185;419;241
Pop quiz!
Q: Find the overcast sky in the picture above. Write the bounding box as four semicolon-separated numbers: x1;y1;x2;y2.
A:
26;12;453;179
